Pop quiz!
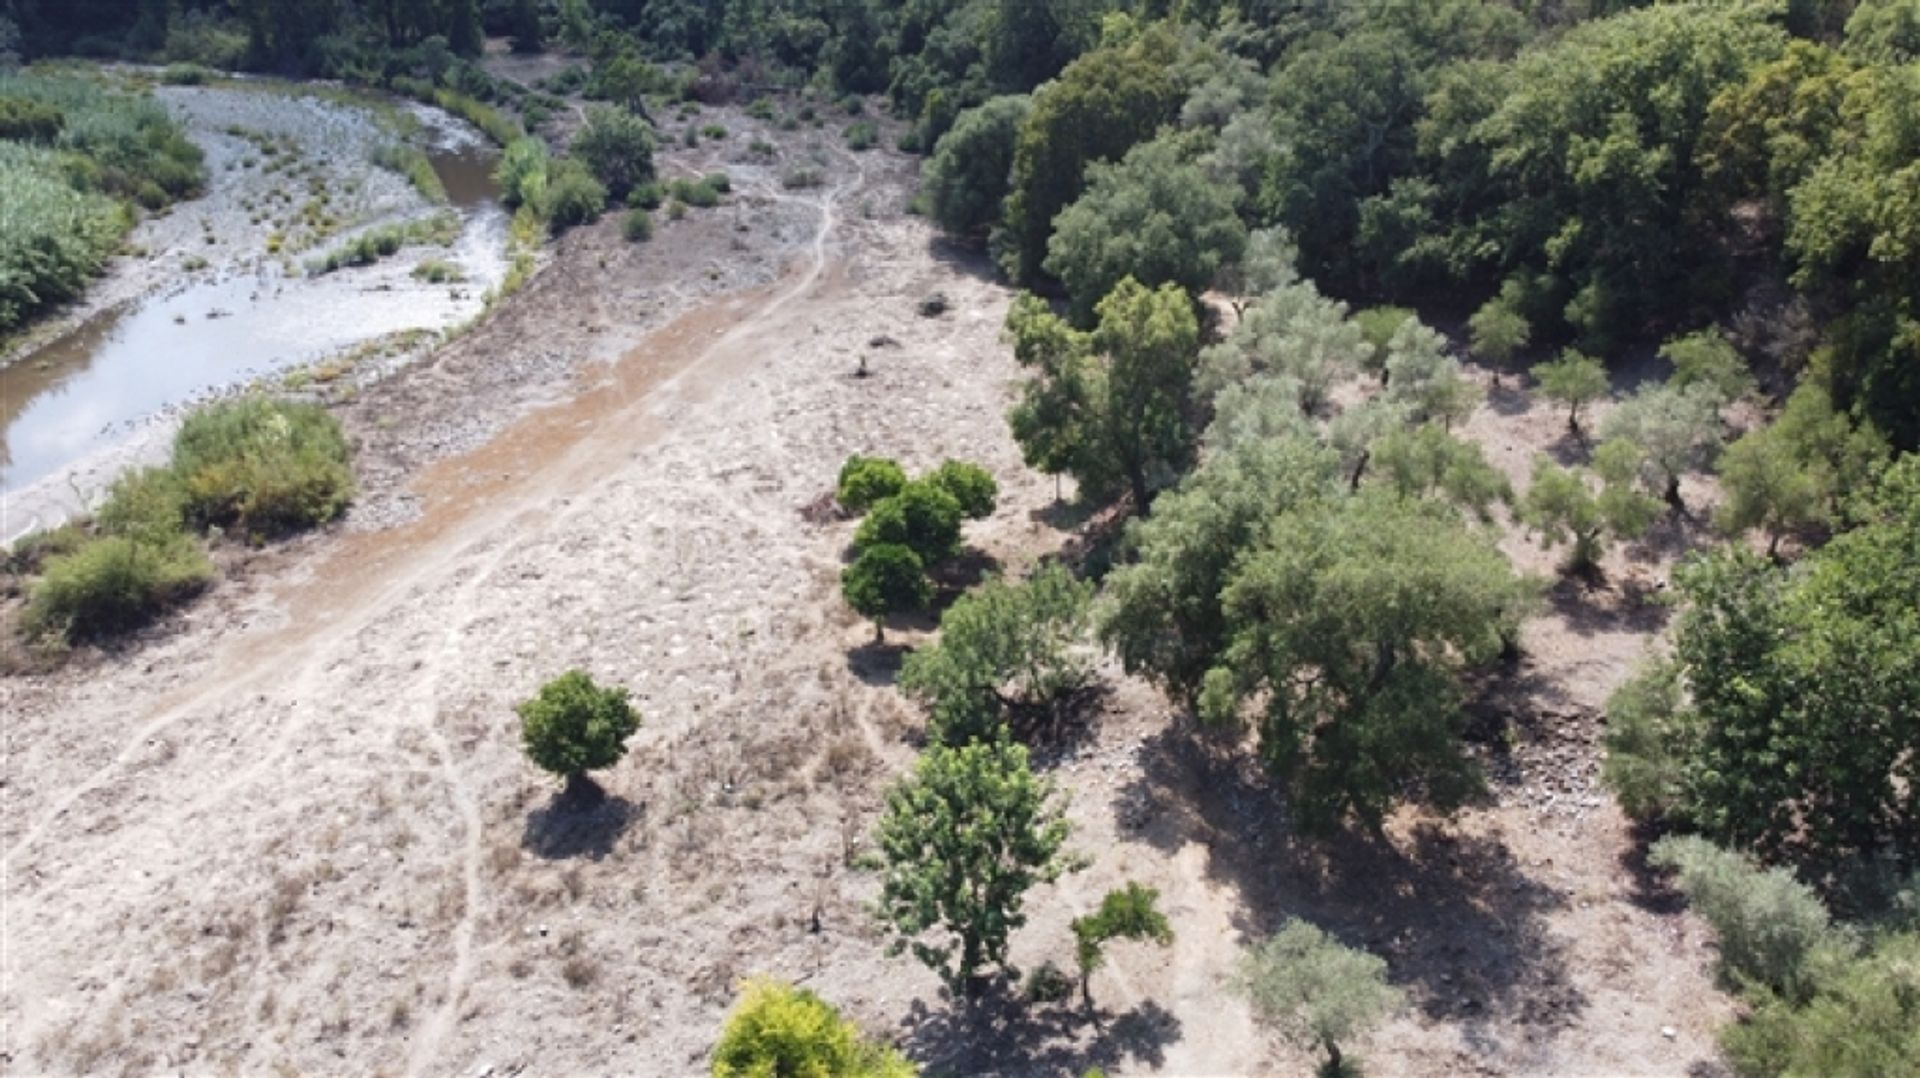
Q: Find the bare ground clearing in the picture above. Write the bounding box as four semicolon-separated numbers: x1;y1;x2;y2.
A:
3;109;1731;1076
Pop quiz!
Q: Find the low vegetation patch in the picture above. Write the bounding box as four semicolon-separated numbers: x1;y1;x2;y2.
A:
0;73;204;332
369;141;448;205
305;213;459;275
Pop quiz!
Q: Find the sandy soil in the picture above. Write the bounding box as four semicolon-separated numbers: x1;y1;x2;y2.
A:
2;103;1738;1076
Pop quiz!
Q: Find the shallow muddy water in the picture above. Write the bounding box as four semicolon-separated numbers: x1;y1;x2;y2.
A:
0;89;505;505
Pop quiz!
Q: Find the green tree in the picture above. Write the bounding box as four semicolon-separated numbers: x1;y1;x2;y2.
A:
571;105;655;200
1521;442;1662;574
1234;920;1404;1077
999;28;1182;284
1532;350;1609;434
1467;294;1529;388
1006;278;1200;513
898;565;1093;747
1070;882;1173;1009
855;481;965;564
922;95;1030;241
517;670;641;799
1202;490;1529;832
924;460;997;520
841;544;931;644
1352;305;1414;385
1661;329;1754;403
1598;383;1726;510
1601;461;1920;872
1714;384;1888;553
446;0;483;56
1715;427;1826;557
1368;425;1511;522
1196;281;1366;417
1044;134;1246;324
711;978;914;1078
873;739;1070;996
837;455;907;513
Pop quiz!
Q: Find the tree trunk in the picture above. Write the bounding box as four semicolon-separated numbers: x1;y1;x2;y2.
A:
563;771;604;806
872;619;885;646
1129;466;1152;519
1664;473;1684;512
1325;1039;1343;1075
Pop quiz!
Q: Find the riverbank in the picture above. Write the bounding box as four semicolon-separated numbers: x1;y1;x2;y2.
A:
1;74;510;540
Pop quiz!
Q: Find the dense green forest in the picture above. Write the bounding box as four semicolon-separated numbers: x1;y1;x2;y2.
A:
5;0;1915;1070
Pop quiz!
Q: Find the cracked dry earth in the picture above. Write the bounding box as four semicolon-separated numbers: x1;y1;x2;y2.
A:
3;134;1733;1076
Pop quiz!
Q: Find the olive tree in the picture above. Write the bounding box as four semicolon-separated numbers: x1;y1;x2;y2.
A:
1200;490;1531;832
1468;293;1530;387
1532;350;1610;433
873;739;1070;996
517;670;641;800
1234;920;1403;1077
1599;382;1727;509
1521;441;1663;574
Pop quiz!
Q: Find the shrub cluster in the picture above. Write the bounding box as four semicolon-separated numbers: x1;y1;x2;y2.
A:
16;398;353;644
837;456;997;641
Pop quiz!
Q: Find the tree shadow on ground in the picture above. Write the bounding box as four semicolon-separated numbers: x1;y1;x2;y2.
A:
1622;506;1714;565
926;234;1003;287
901;990;1183;1074
1028;497;1101;533
1117;726;1588;1038
522;790;640;861
1542;574;1673;639
846;639;910;686
1544;425;1593;466
1484;378;1535;417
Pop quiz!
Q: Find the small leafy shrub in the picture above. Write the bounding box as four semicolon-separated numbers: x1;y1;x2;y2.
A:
1649;836;1838;1001
667;198;688;220
412;259;465;283
711;978;914;1078
746;97;776;121
25;532;212;641
1026;962;1074;1004
837;455;907;512
669;177;720;207
160;63;214;85
782;167;823;189
536;158;608;233
494;136;550;209
703;171;731;193
172;397;355;536
844;120;877;151
622;207;652;242
626;180;663;209
701;123;727;139
95;466;187;539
